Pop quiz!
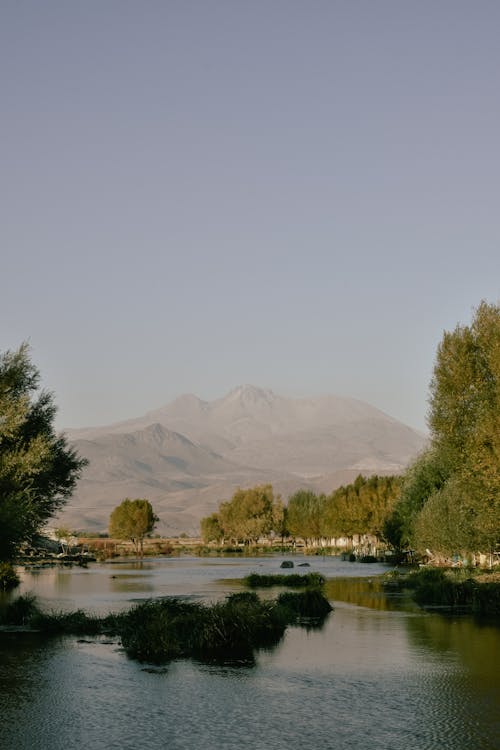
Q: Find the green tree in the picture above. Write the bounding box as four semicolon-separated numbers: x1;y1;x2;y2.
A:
109;498;159;557
389;300;500;556
287;490;327;546
217;485;283;545
200;513;224;544
0;343;87;560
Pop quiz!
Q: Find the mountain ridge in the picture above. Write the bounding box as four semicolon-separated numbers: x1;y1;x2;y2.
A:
59;385;426;534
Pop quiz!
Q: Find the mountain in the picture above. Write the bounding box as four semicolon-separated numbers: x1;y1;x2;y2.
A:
61;386;426;534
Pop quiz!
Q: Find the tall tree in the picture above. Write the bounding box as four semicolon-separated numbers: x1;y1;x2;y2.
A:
389;300;500;556
0;343;87;560
109;498;158;557
200;513;224;544
209;485;283;545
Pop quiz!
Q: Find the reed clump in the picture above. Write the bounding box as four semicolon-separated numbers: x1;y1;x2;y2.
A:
277;589;334;619
243;572;325;588
382;567;500;615
1;588;334;664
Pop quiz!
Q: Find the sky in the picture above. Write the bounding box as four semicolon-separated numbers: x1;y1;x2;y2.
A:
1;1;499;433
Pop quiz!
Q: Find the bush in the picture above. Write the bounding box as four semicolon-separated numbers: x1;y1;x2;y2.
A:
193;592;291;663
0;562;20;591
1;588;334;664
119;598;203;662
0;593;39;625
30;609;104;635
276;589;333;619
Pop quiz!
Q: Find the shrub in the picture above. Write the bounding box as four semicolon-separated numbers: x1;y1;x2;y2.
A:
193;593;288;663
276;589;333;619
119;598;203;662
0;562;20;591
0;593;39;625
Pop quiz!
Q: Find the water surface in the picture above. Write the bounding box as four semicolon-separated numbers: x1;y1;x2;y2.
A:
1;555;499;750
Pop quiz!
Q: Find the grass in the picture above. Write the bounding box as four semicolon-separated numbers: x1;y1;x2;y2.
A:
0;562;20;591
1;588;334;664
382;567;500;616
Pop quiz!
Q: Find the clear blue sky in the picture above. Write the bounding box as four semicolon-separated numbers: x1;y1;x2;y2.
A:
2;1;499;432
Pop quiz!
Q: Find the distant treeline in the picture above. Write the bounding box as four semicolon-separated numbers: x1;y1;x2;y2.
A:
200;475;401;548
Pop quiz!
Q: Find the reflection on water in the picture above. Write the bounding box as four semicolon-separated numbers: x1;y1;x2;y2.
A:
1;556;499;750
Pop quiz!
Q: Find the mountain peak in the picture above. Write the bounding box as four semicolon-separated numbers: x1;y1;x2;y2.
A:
223;384;277;405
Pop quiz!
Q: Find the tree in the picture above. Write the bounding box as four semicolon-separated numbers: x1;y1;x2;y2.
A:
54;526;75;555
0;343;87;560
109;498;158;557
388;300;500;556
200;513;224;544
208;485;283;545
286;490;327;546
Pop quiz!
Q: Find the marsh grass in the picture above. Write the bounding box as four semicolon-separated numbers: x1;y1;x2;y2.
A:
243;572;325;588
2;588;333;664
277;589;333;620
383;567;500;615
0;562;20;591
0;593;39;625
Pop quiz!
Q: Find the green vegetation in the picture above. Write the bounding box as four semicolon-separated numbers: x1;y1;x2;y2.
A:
1;589;333;664
0;562;20;591
383;568;500;616
0;343;87;561
201;484;285;546
109;498;159;558
276;588;334;619
385;301;500;559
201;475;401;549
243;572;325;588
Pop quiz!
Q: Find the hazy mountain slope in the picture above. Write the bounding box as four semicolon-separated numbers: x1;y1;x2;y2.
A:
60;385;426;534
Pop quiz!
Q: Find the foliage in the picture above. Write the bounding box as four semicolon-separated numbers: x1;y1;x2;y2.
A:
200;513;224;544
0;593;38;624
5;589;333;664
243;572;325;588
286;490;327;544
276;589;333;619
0;343;87;560
383;448;452;549
201;484;284;546
0;562;20;591
388;301;500;556
109;498;158;557
324;474;402;541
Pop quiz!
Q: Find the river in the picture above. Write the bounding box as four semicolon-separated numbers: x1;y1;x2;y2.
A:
1;555;499;750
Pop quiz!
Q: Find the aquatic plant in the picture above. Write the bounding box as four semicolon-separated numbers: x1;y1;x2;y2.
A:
2;588;334;664
0;593;39;625
243;572;325;588
0;562;20;591
276;589;333;620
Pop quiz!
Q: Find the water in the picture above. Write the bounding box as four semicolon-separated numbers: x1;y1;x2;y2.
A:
1;555;499;750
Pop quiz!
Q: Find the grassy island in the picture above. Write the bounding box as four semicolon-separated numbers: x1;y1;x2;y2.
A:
0;589;333;665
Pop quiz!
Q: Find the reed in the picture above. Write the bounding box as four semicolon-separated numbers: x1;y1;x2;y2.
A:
3;588;334;664
243;572;325;588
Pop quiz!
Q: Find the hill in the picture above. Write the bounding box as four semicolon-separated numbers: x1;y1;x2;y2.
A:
60;386;426;534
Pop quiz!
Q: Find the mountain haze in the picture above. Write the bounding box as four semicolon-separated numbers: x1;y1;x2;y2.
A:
61;386;426;534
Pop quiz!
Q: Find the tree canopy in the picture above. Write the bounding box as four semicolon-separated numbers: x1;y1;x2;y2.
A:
0;343;87;560
109;498;158;557
201;485;284;545
387;300;500;556
201;477;400;547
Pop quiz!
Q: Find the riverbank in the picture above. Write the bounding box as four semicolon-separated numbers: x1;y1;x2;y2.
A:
382;567;500;616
